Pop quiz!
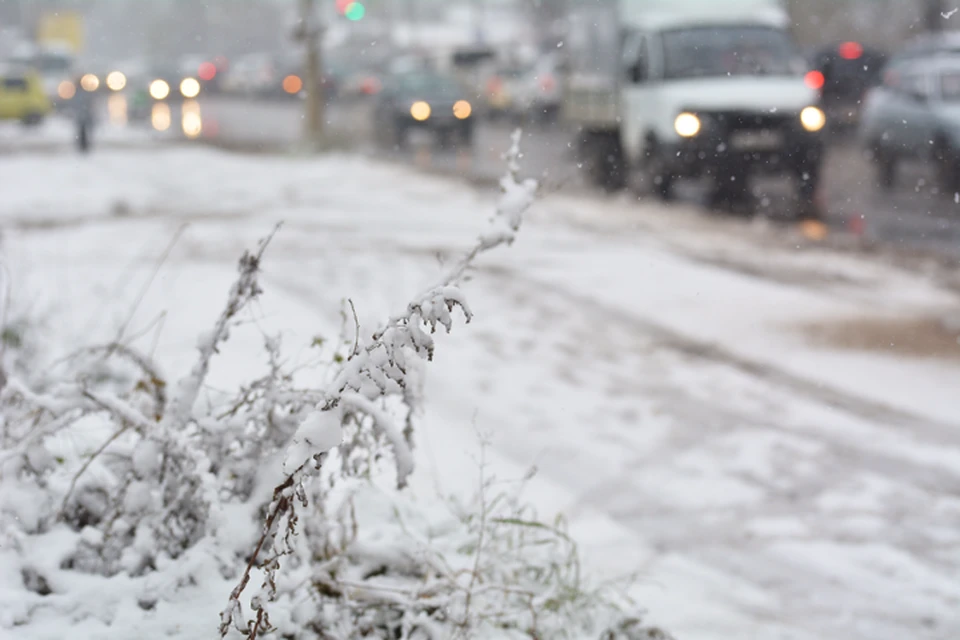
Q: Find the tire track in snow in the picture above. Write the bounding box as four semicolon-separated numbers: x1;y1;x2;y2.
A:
484;265;959;444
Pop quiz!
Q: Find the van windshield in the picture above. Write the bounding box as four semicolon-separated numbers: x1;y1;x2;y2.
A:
662;26;801;80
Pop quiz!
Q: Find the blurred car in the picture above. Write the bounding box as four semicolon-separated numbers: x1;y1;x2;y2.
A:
809;41;886;130
179;54;225;94
124;66;199;121
373;70;474;148
0;68;51;125
510;52;564;123
335;61;384;100
886;31;960;72
482;63;527;119
860;56;960;191
250;52;302;99
222;53;275;95
9;43;74;107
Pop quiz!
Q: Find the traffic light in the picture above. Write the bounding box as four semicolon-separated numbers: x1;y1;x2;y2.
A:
336;0;365;20
345;3;365;20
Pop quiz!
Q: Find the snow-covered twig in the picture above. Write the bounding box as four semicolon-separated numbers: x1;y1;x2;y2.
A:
340;392;413;486
225;131;538;638
164;223;280;427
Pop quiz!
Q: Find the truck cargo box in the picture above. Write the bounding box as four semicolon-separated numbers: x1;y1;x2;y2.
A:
562;0;789;127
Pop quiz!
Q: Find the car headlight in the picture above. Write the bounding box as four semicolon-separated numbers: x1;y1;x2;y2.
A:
674;112;701;137
106;71;126;91
149;79;170;100
410;101;431;121
800;106;826;132
57;80;76;100
453;100;472;119
180;77;201;98
80;73;99;92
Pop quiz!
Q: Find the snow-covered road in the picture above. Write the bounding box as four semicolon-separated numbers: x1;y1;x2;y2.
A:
2;144;958;639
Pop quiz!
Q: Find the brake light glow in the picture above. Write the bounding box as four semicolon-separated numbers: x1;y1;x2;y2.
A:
360;76;381;95
198;62;217;81
804;70;825;90
838;41;863;60
283;74;303;94
540;74;555;92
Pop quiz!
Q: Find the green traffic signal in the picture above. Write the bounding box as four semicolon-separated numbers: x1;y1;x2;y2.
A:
345;2;365;20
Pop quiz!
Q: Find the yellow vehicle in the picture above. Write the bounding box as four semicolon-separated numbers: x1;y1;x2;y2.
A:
0;71;52;125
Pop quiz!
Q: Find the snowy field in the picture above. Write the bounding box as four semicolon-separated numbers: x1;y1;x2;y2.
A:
1;138;959;639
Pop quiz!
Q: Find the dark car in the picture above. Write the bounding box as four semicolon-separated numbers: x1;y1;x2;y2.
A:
124;67;191;122
860;56;960;191
887;31;960;71
373;71;474;149
810;41;887;130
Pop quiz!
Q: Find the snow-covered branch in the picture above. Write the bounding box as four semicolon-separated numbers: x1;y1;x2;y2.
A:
0;132;668;640
221;130;539;637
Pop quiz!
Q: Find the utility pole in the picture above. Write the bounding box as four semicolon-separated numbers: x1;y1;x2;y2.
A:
297;0;324;148
474;0;486;46
925;0;946;32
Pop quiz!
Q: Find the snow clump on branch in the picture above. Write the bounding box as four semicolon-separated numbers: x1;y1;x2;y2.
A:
0;131;672;640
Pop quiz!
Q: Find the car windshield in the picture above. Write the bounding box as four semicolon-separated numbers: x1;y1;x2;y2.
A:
395;73;461;96
35;53;72;74
499;66;530;78
662;26;801;80
1;76;27;91
940;70;960;101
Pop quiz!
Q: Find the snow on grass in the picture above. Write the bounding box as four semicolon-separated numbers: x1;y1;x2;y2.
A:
1;144;958;639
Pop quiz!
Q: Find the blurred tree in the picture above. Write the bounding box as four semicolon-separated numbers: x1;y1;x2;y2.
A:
925;0;946;31
294;0;324;146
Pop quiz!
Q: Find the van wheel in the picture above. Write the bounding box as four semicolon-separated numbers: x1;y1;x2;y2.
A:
21;113;44;127
873;145;896;190
579;130;626;192
633;140;674;201
795;173;824;220
392;119;409;150
459;123;474;147
934;138;959;193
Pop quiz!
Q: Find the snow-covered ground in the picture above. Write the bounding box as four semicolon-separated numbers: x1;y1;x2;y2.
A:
1;141;958;639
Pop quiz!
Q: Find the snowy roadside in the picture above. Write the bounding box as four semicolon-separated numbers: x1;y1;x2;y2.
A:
0;117;161;155
1;145;958;639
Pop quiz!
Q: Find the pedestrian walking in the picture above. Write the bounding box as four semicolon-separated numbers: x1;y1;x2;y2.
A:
73;76;95;153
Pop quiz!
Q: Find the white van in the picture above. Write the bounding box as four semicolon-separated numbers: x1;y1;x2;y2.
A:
564;0;825;213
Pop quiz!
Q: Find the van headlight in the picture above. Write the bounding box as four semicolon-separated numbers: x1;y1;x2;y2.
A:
800;106;826;132
674;112;701;137
410;101;431;121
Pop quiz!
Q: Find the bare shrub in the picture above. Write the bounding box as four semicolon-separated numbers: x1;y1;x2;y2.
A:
0;133;671;640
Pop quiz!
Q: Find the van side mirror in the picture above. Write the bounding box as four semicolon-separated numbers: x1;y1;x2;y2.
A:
628;60;646;83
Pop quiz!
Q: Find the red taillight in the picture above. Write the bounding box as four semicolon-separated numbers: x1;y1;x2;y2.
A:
540;74;555;92
198;62;217;81
838;41;863;60
487;77;503;94
360;77;381;94
805;70;825;90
